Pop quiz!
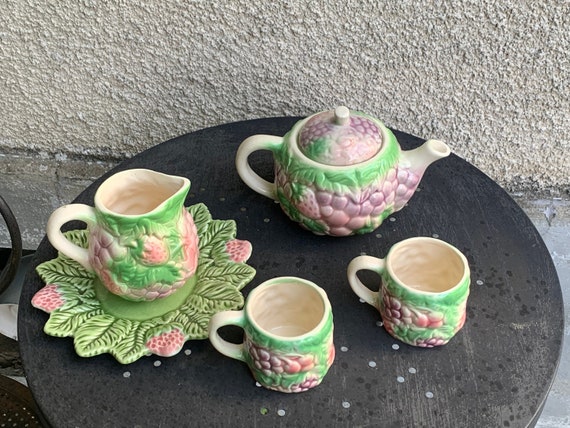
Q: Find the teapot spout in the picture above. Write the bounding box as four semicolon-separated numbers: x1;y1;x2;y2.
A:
393;140;451;211
402;139;451;175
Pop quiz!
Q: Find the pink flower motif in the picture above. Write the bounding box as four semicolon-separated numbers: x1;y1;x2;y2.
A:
225;239;252;263
141;236;169;265
146;328;186;357
179;209;199;277
327;342;336;367
32;284;64;313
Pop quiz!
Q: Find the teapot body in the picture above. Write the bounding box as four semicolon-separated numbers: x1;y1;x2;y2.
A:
271;120;419;236
236;108;448;237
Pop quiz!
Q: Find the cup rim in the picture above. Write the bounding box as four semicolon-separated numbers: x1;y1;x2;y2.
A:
245;276;332;341
386;237;470;295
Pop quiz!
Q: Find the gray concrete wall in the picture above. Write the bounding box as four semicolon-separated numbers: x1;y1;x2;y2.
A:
1;1;569;193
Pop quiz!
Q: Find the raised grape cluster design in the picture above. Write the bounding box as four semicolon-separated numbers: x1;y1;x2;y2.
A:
298;113;383;166
379;285;468;347
245;337;335;393
275;164;420;236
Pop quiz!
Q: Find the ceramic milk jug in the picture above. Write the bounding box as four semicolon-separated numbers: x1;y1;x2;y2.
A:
46;169;199;302
236;106;451;236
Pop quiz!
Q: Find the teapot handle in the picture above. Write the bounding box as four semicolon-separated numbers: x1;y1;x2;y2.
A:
47;204;97;272
235;135;283;200
0;195;22;296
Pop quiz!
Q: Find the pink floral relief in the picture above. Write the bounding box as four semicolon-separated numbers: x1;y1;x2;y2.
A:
31;284;64;313
141;236;170;265
180;209;199;276
146;328;186;357
327;342;336;367
225;239;252;263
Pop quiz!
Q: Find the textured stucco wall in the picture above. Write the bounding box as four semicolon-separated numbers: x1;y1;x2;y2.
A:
1;1;568;193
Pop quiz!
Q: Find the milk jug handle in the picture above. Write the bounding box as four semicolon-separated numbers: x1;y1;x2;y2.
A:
47;204;96;272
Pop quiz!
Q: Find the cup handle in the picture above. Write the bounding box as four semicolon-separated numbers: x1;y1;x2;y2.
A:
208;310;247;362
235;134;283;200
46;204;97;272
347;255;386;306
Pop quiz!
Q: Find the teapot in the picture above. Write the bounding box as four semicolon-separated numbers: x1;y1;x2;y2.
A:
236;106;451;236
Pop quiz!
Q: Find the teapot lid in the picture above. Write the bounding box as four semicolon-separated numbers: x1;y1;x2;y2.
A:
297;106;383;166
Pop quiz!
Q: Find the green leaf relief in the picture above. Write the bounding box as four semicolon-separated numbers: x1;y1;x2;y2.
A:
274;127;400;193
188;203;213;236
169;310;213;339
44;308;104;337
113;258;182;290
185;279;245;313
301;137;330;162
74;314;134;357
111;321;156;364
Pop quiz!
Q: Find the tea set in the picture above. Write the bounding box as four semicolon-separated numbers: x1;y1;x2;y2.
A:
32;107;470;393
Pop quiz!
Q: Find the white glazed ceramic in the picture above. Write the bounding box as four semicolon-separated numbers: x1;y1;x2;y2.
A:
208;277;335;393
347;237;470;347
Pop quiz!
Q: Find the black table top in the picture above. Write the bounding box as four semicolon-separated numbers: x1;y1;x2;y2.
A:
19;117;563;428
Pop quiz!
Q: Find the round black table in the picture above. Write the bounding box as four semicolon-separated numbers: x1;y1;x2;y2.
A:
19;118;563;427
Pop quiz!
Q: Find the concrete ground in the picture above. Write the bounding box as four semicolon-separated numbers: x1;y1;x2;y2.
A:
0;153;568;426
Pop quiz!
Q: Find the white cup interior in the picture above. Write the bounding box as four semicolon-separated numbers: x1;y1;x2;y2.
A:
389;239;466;293
248;280;326;338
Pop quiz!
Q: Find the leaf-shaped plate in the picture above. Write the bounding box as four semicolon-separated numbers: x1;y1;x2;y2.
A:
32;203;255;364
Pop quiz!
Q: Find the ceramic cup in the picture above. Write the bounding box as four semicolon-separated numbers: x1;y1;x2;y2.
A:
347;237;470;347
208;277;335;393
47;168;199;302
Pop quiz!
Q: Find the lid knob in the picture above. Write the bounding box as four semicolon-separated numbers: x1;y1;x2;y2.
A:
334;106;350;126
297;107;383;166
